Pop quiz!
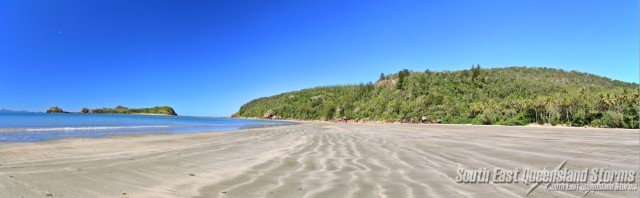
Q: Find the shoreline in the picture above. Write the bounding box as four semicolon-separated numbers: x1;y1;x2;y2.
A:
235;117;638;130
0;115;293;142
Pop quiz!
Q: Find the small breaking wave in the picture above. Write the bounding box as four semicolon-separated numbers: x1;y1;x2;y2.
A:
0;125;173;133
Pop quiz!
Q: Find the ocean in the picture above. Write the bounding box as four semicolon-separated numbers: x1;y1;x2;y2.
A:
0;112;289;142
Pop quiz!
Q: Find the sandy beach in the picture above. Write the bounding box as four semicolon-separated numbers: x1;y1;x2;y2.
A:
0;122;637;197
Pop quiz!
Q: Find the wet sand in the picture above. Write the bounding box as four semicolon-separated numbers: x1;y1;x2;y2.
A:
0;122;637;197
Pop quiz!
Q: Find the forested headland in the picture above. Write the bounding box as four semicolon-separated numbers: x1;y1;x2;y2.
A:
46;106;177;115
83;106;177;115
237;66;639;128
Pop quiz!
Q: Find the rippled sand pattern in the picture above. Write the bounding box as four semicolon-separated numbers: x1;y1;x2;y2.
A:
0;122;637;197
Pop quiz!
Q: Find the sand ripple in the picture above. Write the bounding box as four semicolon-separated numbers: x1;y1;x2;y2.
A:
0;123;637;197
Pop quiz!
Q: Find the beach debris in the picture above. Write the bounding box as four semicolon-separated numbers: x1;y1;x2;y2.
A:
189;173;196;176
221;191;227;194
337;116;350;123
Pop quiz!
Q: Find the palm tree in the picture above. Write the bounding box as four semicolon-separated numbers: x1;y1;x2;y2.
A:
597;93;608;112
533;97;546;124
559;96;572;122
543;97;557;124
597;93;617;112
619;89;634;107
578;87;588;114
606;93;617;111
469;102;484;117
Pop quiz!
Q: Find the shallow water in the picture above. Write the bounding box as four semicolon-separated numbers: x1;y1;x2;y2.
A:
0;112;289;142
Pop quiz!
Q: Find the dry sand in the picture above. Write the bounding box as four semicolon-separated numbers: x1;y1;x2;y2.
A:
0;122;637;197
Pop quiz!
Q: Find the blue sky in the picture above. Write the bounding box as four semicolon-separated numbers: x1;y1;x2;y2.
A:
0;0;637;116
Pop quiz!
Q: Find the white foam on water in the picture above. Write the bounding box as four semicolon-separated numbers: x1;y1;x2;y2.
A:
0;125;173;133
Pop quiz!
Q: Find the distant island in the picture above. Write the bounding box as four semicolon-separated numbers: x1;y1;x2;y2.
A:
0;109;32;113
46;106;177;116
46;106;66;113
237;66;639;129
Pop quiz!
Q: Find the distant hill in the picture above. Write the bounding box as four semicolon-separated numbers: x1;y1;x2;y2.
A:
0;109;31;113
237;66;639;128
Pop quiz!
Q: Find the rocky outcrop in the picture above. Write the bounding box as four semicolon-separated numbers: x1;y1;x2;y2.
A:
418;116;441;123
310;95;325;100
263;109;274;119
80;108;92;113
262;110;282;119
375;79;396;88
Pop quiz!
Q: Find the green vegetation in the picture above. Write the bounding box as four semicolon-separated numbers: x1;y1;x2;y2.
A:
238;66;639;128
86;106;177;115
46;106;66;113
80;108;91;113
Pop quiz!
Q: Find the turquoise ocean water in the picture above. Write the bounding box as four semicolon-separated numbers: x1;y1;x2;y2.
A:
0;112;289;142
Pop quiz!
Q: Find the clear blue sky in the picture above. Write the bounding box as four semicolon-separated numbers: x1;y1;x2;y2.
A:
0;0;637;116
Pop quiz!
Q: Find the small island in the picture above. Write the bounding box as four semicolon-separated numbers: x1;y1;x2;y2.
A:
46;106;177;115
46;106;67;113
